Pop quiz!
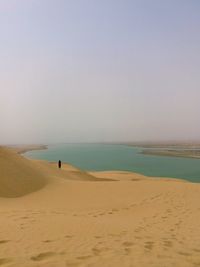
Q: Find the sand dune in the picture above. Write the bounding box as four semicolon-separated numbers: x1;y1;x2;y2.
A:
0;146;114;198
0;146;200;266
0;147;47;198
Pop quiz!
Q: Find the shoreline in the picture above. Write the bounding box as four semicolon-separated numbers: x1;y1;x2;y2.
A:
9;144;48;154
12;144;189;184
13;142;200;160
11;144;197;183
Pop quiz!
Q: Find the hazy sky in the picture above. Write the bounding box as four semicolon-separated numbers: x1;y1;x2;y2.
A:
1;0;200;144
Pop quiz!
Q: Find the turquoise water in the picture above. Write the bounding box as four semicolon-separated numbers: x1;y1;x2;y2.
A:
24;144;200;183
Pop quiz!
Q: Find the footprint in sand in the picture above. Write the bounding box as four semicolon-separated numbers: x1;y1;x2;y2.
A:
65;235;73;239
134;227;143;233
0;258;12;265
65;261;82;267
76;255;92;260
21;216;29;219
122;241;134;247
193;248;200;253
94;236;102;239
0;240;10;244
92;247;101;256
43;240;54;243
163;240;173;248
112;208;119;212
178;251;192;257
31;252;56;261
125;247;132;255
91;246;109;256
134;236;142;240
144;241;154;251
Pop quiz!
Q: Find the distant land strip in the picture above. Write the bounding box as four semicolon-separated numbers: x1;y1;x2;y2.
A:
140;149;200;159
124;142;200;149
10;144;48;154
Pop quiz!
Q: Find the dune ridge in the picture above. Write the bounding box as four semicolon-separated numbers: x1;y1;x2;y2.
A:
0;147;48;198
0;147;116;198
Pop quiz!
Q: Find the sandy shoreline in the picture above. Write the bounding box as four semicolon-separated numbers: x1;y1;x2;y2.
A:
9;144;48;154
0;145;200;266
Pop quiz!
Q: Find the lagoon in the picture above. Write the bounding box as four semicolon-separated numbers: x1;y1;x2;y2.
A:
24;144;200;183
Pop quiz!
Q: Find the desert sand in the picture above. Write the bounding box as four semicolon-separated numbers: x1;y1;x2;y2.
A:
0;146;200;267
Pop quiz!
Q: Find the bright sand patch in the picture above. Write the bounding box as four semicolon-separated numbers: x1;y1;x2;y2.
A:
0;146;200;266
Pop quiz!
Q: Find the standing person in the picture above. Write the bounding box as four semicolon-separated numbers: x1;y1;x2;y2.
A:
58;160;62;169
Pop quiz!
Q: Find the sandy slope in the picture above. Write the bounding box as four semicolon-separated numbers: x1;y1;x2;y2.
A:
0;147;200;267
0;147;47;197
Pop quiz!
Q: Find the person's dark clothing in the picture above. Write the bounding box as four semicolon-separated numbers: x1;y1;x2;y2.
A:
58;160;62;169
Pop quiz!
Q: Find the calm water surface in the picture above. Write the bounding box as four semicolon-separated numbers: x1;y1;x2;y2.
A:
24;144;200;183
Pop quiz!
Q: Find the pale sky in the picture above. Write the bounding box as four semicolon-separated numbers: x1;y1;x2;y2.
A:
1;0;200;144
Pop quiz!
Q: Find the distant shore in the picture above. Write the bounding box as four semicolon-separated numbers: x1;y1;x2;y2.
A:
122;141;200;148
123;142;200;159
10;144;48;154
141;149;200;159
